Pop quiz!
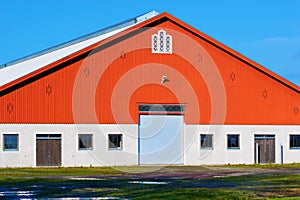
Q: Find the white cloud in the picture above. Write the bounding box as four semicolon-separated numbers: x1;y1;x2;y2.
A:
263;36;289;43
262;36;300;45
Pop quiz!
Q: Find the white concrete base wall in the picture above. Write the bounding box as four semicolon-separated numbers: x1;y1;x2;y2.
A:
0;124;299;167
184;125;300;165
0;124;138;167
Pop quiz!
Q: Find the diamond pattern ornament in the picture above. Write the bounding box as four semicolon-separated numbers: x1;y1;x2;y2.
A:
198;53;202;63
262;89;268;99
7;102;13;114
294;107;299;117
46;84;52;95
230;72;236;82
84;67;90;78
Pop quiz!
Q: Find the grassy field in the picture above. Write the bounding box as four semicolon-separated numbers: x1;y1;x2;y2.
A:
0;164;299;199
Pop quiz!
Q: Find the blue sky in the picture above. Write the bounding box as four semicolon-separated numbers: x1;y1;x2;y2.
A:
1;0;300;85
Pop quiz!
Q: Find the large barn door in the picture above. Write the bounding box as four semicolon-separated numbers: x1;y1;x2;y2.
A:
138;104;185;165
138;114;184;165
36;134;62;166
254;135;275;164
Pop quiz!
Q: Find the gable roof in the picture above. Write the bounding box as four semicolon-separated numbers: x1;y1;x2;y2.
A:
0;10;159;87
0;11;299;95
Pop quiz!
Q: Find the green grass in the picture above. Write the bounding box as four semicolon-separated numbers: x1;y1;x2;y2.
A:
0;166;122;177
223;162;300;169
0;163;299;177
0;164;299;199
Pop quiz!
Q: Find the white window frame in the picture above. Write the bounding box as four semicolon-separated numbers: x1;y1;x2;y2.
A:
2;132;19;152
78;133;93;151
227;133;240;150
200;133;214;149
108;133;123;150
289;134;300;149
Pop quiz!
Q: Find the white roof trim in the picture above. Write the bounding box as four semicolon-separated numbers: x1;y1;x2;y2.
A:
0;11;158;87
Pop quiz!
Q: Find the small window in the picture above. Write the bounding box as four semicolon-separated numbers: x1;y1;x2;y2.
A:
108;134;122;150
200;134;213;148
78;134;93;150
227;134;240;149
290;135;300;149
3;134;19;151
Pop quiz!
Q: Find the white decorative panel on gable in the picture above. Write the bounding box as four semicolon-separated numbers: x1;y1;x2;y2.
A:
152;30;172;54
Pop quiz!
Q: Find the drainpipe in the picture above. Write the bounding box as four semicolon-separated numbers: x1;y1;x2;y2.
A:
280;144;283;164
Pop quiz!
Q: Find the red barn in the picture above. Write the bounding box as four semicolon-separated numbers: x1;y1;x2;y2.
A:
0;11;299;167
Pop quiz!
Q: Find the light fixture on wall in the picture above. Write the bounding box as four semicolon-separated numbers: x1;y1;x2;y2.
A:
161;76;170;84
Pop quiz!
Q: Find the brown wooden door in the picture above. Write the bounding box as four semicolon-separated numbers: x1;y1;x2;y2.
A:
254;136;275;164
36;135;61;166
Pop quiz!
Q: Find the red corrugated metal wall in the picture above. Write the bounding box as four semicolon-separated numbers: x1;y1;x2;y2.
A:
0;18;299;124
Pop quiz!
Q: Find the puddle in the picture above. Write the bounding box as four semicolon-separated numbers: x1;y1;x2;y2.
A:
0;190;35;197
129;181;168;185
31;185;44;188
56;198;123;200
31;185;39;188
69;177;105;181
213;175;226;178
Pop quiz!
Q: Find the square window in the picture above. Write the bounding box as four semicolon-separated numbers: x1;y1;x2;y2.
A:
108;134;122;150
78;134;93;150
290;135;300;149
200;134;213;148
3;134;19;151
227;134;240;149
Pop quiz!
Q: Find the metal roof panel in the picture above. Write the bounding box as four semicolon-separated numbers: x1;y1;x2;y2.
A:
0;11;159;87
